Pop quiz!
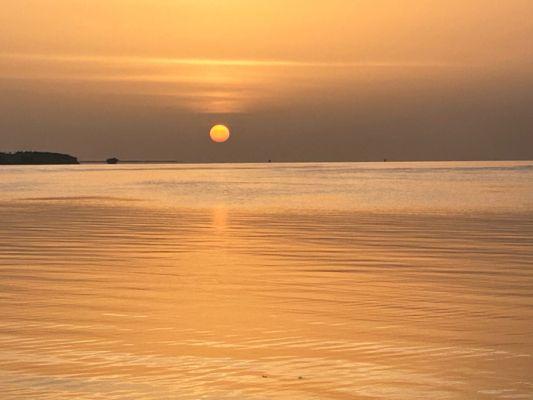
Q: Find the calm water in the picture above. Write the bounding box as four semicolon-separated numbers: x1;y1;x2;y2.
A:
1;161;532;399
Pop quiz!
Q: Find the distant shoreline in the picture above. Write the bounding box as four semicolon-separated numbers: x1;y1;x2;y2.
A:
2;152;531;166
0;151;79;165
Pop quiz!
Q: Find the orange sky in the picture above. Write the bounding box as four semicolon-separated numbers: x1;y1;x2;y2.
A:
1;0;532;161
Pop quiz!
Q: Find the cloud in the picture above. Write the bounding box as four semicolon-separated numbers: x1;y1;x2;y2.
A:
0;52;463;70
0;53;470;114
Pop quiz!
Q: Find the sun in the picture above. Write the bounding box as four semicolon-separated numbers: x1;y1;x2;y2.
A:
210;125;231;143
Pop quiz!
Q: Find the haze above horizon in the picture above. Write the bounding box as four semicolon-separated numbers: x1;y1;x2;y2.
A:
1;0;532;162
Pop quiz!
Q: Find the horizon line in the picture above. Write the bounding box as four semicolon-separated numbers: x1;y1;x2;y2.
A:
78;159;533;164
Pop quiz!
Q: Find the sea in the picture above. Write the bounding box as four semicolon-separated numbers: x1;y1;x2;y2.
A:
0;161;532;399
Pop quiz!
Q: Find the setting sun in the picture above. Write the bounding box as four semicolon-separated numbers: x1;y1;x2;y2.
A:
210;125;231;143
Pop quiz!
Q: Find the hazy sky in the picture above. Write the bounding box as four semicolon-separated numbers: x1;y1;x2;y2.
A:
1;0;532;162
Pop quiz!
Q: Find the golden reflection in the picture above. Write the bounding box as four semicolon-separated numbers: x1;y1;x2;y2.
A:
211;207;229;232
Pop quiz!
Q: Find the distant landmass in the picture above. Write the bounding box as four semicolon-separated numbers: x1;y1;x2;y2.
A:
0;151;79;165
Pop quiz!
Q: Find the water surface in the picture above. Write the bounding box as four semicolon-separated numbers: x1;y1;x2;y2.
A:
1;162;532;399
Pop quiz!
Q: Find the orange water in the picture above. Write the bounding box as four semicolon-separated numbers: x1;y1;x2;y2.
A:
1;162;532;399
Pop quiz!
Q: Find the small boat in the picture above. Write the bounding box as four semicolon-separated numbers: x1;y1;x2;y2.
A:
106;157;119;164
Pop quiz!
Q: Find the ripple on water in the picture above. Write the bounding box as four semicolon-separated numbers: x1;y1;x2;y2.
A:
0;162;532;399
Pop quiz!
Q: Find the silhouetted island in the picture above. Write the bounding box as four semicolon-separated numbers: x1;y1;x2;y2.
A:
106;157;119;164
0;151;79;165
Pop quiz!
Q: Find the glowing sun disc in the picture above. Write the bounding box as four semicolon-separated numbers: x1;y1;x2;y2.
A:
210;125;231;143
